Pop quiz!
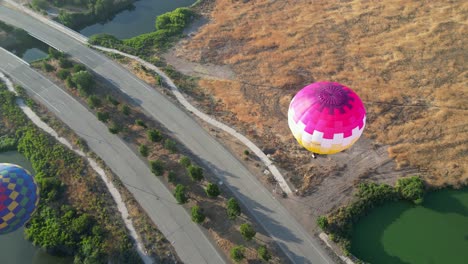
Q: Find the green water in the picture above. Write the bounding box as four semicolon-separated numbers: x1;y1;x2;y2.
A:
351;188;468;264
0;151;72;264
79;0;195;39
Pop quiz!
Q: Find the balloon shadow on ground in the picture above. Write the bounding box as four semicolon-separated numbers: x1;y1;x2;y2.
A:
351;201;412;264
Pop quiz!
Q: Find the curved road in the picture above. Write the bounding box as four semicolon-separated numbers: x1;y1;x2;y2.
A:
0;4;335;264
0;47;226;264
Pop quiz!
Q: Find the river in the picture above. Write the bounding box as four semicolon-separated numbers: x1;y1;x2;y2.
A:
79;0;195;39
351;188;468;264
0;151;72;264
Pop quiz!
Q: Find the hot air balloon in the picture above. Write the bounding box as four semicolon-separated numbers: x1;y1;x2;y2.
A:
0;163;39;234
288;81;366;155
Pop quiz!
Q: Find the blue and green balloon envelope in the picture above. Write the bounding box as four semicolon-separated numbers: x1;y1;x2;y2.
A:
0;163;39;234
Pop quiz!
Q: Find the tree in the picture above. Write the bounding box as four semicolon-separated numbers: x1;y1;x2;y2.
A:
168;171;176;184
57;69;70;80
42;61;54;72
73;64;86;73
226;198;241;220
240;223;256;241
96;111;109;123
174;184;187;204
72;71;94;96
150;160;164;176
396;176;425;204
135;119;146;128
316;215;329;231
106;95;119;106
87;95;101;109
59;58;73;68
147;129;162;142
205;183;220;198
121;104;130;115
108;122;121;134
257;245;271;262
48;47;63;59
164;139;177;153
139;144;149;157
65;76;75;88
230;245;245;262
179;156;191;167
187;165;203;181
191;206;205;223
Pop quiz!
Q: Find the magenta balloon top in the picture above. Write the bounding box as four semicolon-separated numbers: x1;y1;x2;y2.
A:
288;82;366;154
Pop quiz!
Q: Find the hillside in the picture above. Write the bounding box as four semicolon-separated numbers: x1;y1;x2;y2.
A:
173;0;467;194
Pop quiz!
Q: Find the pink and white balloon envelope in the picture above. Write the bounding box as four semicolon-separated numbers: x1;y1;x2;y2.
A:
288;82;366;155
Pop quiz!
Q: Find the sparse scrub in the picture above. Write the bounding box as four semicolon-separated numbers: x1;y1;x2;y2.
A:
135;119;146;128
87;95;101;109
96;111;110;123
164;139;177;153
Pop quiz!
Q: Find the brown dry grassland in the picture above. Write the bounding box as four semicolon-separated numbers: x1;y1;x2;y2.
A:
179;0;467;188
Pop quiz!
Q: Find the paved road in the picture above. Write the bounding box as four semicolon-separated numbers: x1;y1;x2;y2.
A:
0;48;226;264
0;5;335;264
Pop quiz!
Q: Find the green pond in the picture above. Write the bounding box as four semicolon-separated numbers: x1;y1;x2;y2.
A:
351;188;468;264
0;151;72;264
79;0;195;39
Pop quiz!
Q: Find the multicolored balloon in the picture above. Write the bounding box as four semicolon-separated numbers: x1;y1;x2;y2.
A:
288;81;366;155
0;163;39;234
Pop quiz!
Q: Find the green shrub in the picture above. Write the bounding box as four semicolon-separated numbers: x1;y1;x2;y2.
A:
230;245;245;262
72;71;94;96
174;184;187;204
57;69;71;80
48;47;63;59
87;95;101;109
179;156;191;167
73;64;86;73
135;119;146;128
168;171;177;184
150;160;164;176
0;136;17;152
243;150;250;156
191;206;205;223
147;129;162;142
205;183;220;198
106;95;119;106
396;176;425;204
121;104;130;115
96;111;110;123
164;139;177;153
65;76;75;88
108;122;121;134
239;223;256;241
227;198;241;220
59;57;73;68
139;144;149;157
187;165;203;181
257;245;271;262
42;61;54;72
317;216;329;231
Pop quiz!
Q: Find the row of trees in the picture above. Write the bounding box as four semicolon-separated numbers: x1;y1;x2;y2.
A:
0;89;139;263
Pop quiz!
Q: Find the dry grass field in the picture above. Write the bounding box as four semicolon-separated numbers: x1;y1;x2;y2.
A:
175;0;467;191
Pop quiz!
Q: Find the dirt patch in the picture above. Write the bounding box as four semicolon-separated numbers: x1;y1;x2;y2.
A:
170;0;467;192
